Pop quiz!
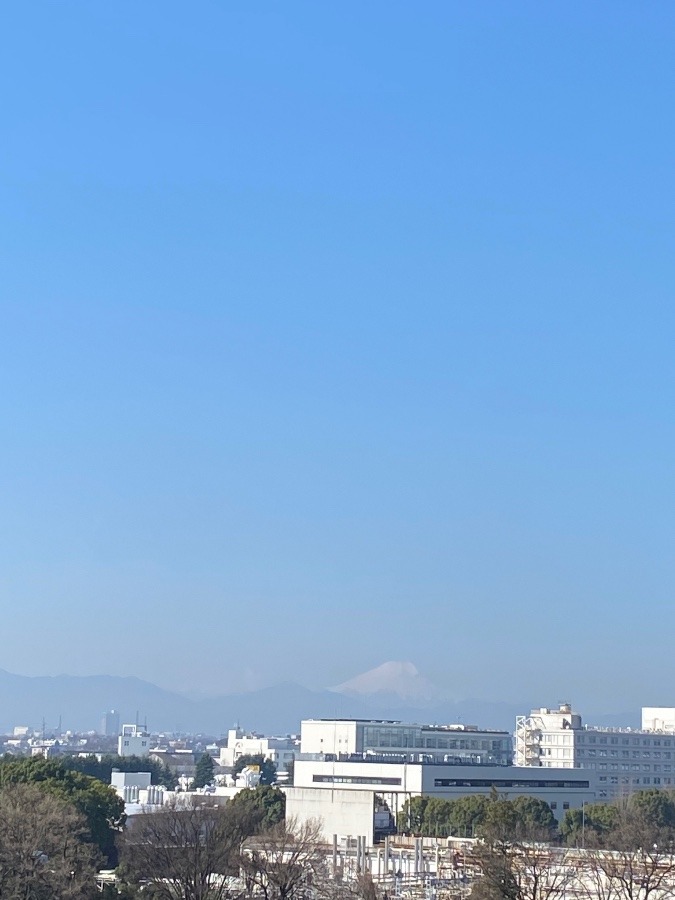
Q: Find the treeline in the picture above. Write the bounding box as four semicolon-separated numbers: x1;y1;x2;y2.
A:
399;792;557;839
401;788;675;849
561;788;675;848
468;790;675;900
60;752;177;789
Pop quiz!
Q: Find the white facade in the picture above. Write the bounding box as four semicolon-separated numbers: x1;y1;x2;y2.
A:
642;707;675;732
301;719;511;766
118;724;151;758
287;757;597;844
516;703;675;798
218;728;297;774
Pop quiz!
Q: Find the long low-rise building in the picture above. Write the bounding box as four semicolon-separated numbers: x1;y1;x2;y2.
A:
286;756;598;845
300;718;512;766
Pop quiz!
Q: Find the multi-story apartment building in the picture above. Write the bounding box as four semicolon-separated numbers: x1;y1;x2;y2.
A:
515;703;675;798
301;718;512;766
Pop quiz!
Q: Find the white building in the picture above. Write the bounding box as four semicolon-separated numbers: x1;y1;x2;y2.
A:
301;719;511;766
118;724;151;758
287;756;596;845
515;703;675;798
218;728;297;775
642;707;675;732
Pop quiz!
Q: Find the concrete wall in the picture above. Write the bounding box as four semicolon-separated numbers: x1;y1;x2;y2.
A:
285;786;375;844
300;720;359;756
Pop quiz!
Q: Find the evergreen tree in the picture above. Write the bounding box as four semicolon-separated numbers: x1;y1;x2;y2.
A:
192;752;215;789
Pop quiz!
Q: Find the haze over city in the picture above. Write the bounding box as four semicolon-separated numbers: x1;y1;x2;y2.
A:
3;2;675;713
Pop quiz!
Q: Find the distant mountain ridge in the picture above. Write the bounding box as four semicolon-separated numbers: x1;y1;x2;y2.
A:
0;665;640;736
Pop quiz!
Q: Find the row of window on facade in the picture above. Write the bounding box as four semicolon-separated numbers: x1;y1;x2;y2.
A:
541;734;674;747
585;764;672;773
598;775;672;786
578;749;672;759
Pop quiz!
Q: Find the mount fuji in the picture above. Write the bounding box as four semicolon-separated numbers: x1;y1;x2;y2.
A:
330;660;444;707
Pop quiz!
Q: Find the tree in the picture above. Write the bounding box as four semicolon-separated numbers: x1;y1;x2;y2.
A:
449;795;490;837
233;754;277;785
240;818;326;900
560;802;618;846
0;756;125;865
0;783;100;900
193;753;216;789
510;797;557;839
629;788;675;829
398;796;428;833
578;800;675;900
227;784;286;831
424;797;454;837
470;797;573;900
119;795;248;900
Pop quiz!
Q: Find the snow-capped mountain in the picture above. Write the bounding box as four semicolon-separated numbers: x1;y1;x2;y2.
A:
330;660;442;706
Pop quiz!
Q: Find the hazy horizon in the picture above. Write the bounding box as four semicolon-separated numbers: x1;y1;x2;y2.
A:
3;3;675;713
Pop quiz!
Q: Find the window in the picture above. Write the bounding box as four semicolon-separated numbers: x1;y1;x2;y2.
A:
563;803;570;810
550;802;557;810
433;778;590;789
313;775;402;786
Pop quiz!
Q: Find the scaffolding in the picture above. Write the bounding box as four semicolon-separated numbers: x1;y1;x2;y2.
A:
514;715;542;767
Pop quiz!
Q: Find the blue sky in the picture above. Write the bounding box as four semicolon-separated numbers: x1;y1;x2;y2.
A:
2;2;675;709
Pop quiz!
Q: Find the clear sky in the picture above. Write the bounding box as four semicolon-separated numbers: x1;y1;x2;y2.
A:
2;2;674;710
